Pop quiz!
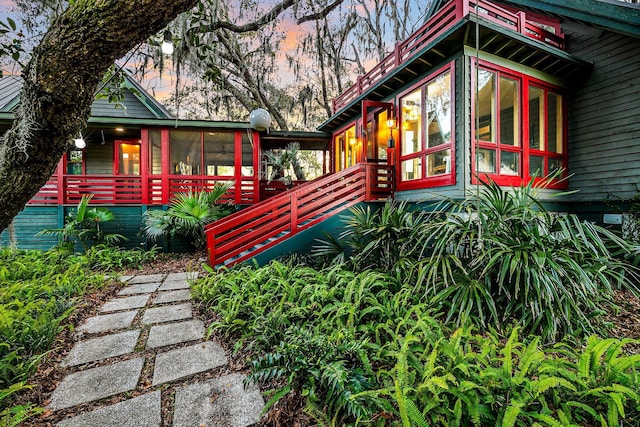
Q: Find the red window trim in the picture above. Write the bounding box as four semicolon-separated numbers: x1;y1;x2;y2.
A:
471;59;568;190
396;62;456;191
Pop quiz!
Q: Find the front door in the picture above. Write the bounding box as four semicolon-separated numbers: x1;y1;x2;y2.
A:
116;140;141;175
362;100;394;164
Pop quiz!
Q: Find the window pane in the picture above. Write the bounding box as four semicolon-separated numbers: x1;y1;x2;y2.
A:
170;130;201;175
530;155;543;177
499;77;519;146
500;151;519;175
401;89;422;155
345;126;358;167
548;157;563;175
426;71;451;148
476;148;496;173
427;149;451;176
476;70;496;142
528;86;543;150
149;129;162;175
547;92;563;153
204;131;234;176
242;133;254;176
401;158;421;181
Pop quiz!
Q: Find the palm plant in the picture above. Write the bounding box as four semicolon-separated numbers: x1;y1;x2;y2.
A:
37;194;126;252
263;142;306;184
313;200;430;271
142;182;235;250
418;175;639;341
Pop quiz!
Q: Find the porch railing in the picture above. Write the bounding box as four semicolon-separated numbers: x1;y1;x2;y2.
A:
205;162;394;267
332;0;565;112
29;175;257;206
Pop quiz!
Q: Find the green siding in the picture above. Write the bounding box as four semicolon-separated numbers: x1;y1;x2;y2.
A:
85;143;114;174
566;29;640;203
90;90;160;119
0;206;61;250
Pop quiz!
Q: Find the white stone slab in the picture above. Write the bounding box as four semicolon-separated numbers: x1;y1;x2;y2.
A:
152;289;190;305
49;358;144;411
77;311;137;334
62;330;140;367
101;294;150;312
152;341;227;386
118;282;160;296
173;373;264;427
146;320;204;349
127;274;165;284
57;391;161;427
141;303;192;325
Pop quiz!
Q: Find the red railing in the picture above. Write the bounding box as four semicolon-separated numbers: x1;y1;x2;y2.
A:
29;175;256;206
205;162;394;267
332;0;565;112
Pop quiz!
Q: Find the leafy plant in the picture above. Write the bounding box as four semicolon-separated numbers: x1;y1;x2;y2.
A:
37;194;126;252
313;200;430;271
417;175;639;341
83;244;158;271
263;142;306;184
142;182;235;250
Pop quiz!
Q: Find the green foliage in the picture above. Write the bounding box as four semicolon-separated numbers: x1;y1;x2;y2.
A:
37;194;127;252
418;176;639;341
0;17;24;65
142;184;235;250
0;248;108;423
313;200;430;271
83;244;158;271
193;260;640;425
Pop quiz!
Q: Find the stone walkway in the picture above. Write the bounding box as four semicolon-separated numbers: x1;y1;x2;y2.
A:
48;272;264;427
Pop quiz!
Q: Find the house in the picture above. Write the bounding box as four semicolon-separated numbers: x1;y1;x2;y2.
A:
3;0;639;266
204;0;640;266
0;73;331;250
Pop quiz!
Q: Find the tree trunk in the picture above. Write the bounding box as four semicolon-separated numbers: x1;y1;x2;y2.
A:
0;0;198;234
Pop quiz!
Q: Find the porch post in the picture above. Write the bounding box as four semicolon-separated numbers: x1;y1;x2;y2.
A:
161;129;170;204
140;128;150;205
56;157;65;205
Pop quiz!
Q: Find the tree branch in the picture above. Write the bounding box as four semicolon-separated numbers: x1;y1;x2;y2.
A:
296;0;344;24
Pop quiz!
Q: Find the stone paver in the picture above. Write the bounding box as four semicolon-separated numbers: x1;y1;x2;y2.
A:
101;294;150;312
165;272;197;281
119;275;133;283
157;280;190;291
146;320;205;349
126;274;165;284
173;373;264;427
118;282;160;296
62;330;140;367
152;341;227;386
49;358;144;411
153;289;190;304
77;310;138;334
141;303;192;325
57;391;161;427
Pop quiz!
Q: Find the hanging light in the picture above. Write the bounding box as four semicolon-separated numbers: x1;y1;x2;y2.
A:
74;133;86;149
387;106;397;148
249;108;272;131
161;30;174;55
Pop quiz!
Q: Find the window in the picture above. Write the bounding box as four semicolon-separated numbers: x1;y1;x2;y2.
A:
473;62;566;187
398;66;454;189
204;132;234;176
333;125;357;172
170;130;202;175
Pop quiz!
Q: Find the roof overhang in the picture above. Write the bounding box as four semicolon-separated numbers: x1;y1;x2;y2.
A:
319;14;591;132
260;130;332;150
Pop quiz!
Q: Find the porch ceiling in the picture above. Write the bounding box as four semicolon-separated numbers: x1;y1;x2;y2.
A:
319;14;591;132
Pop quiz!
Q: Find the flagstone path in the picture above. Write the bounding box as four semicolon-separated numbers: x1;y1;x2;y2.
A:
48;272;264;427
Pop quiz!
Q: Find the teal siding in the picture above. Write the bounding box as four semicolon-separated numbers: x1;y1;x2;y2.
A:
0;206;60;250
566;29;640;202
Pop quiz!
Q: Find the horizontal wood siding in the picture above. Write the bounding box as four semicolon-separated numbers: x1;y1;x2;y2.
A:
566;29;640;202
92;206;146;250
85;143;114;175
0;206;60;250
90;91;158;119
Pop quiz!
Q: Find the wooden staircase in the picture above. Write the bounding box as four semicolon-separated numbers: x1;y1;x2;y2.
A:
205;162;394;267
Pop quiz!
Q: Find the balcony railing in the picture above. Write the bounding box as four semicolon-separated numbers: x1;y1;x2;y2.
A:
332;0;565;113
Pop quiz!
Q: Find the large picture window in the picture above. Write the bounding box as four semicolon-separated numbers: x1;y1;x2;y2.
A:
398;65;454;189
473;61;566;187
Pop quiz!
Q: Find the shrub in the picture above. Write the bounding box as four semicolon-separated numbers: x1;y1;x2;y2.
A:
37;194;126;252
83;244;158;271
142;183;235;250
417;177;639;341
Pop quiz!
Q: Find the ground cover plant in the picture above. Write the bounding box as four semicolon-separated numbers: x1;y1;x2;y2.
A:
0;247;154;426
192;177;640;425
